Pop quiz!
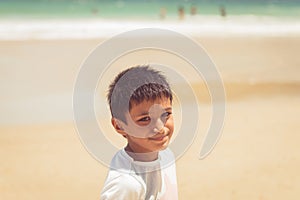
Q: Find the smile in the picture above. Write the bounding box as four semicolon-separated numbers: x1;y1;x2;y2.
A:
149;133;169;141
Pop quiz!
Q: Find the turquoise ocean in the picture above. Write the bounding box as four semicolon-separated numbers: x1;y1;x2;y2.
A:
1;0;300;40
1;0;300;19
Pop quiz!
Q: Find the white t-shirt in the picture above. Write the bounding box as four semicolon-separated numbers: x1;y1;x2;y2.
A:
100;148;178;200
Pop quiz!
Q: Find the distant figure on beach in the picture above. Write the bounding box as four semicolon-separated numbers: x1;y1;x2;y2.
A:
178;5;185;20
91;8;99;15
219;5;226;17
190;5;197;16
159;7;167;20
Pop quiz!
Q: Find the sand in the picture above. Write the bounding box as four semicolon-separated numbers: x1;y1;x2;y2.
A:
1;36;300;199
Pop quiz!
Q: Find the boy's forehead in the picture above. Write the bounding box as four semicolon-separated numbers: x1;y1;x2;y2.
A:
132;97;171;108
130;98;172;114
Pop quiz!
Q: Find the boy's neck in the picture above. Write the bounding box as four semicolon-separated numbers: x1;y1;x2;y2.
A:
125;145;159;162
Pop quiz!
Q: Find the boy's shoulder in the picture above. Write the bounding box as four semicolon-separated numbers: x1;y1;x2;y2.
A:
100;170;145;200
101;149;147;200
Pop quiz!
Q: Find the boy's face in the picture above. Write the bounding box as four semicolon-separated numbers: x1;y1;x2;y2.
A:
115;97;174;153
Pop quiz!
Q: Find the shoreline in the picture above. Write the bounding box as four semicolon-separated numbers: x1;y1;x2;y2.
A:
1;16;300;40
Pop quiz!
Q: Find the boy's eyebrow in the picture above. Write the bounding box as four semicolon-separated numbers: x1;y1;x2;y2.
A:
164;107;172;111
136;111;149;116
135;107;173;117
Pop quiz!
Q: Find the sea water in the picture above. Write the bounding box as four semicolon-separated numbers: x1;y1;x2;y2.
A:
0;0;300;39
1;0;300;19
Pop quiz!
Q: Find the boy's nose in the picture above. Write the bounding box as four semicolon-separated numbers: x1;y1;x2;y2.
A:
153;118;164;134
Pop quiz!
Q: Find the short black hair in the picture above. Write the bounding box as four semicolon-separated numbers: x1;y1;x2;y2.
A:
107;65;173;123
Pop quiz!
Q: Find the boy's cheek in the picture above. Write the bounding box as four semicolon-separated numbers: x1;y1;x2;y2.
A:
123;119;165;139
122;115;174;138
123;123;157;138
166;118;175;130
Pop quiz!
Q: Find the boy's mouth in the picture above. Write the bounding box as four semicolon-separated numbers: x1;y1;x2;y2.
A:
149;133;169;141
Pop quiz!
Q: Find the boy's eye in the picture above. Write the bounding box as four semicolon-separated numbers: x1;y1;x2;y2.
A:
138;116;151;122
161;111;172;119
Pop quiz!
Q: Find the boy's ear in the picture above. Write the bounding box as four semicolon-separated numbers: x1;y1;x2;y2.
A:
111;118;127;138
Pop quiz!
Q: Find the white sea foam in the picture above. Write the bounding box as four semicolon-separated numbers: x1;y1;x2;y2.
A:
0;15;300;40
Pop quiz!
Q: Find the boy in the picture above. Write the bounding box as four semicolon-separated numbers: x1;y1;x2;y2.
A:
100;66;178;200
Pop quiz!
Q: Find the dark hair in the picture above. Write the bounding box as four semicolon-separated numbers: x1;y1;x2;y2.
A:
107;65;172;123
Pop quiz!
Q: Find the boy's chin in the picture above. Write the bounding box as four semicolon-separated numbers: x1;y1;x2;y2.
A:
159;145;168;151
146;143;169;153
157;140;170;151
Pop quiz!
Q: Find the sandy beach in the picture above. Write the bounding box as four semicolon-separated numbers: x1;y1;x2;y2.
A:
1;35;300;199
